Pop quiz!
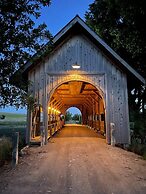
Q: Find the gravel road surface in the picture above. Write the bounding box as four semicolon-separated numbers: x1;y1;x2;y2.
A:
0;124;146;194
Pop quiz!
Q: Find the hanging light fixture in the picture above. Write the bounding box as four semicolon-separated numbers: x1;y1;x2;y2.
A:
72;62;80;69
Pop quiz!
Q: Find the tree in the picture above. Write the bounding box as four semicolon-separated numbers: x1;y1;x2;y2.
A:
65;111;72;122
85;0;146;77
72;114;80;121
85;0;146;142
72;114;81;124
0;0;53;108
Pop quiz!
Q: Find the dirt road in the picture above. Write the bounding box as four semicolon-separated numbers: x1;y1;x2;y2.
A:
0;125;146;194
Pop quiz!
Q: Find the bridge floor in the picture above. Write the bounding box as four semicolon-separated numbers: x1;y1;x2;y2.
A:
55;124;105;138
1;125;146;194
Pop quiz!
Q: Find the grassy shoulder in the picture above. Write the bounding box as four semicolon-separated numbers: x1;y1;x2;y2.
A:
0;112;27;161
0;112;26;138
128;142;146;160
0;137;12;166
0;112;26;127
0;112;26;121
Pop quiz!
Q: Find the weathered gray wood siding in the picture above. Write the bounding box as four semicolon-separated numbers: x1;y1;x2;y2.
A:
28;35;130;144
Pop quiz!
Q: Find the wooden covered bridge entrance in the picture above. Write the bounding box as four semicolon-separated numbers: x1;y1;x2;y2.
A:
19;16;145;146
29;77;106;145
48;80;105;134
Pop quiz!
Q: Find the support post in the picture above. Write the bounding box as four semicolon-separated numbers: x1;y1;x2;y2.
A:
44;75;48;144
40;126;45;146
44;106;48;144
12;132;19;167
110;123;116;146
98;97;101;132
26;107;32;144
43;73;48;145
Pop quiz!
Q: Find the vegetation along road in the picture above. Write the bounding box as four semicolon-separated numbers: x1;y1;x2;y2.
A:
0;125;146;194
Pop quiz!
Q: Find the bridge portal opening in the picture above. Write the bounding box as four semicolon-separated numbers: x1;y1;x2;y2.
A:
47;81;106;137
65;107;82;124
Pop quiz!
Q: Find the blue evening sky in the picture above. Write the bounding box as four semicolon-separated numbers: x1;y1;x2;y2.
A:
0;0;93;115
39;0;93;36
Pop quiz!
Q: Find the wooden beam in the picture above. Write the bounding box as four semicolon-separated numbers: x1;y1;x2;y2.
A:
61;99;88;104
90;95;99;104
53;102;62;109
53;99;62;106
49;98;57;105
55;94;92;98
57;103;64;109
86;98;94;106
69;81;83;95
83;102;90;110
93;91;103;99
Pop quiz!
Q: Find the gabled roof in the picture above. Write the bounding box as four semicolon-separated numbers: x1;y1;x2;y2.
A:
23;15;145;84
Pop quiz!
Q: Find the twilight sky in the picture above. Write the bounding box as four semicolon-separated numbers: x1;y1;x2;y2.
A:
0;0;93;114
38;0;93;35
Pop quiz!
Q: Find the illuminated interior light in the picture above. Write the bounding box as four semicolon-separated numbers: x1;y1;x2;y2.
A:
72;62;80;69
40;107;43;112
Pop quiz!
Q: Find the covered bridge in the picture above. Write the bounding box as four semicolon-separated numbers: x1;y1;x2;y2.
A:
20;15;145;145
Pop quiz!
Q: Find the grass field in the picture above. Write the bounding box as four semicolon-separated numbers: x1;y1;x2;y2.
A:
0;112;27;146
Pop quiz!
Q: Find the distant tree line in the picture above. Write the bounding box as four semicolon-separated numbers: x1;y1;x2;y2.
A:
65;111;81;122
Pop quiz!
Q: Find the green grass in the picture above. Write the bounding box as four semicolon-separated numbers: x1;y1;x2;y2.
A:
127;142;146;160
0;112;27;148
0;136;12;166
0;112;26;121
